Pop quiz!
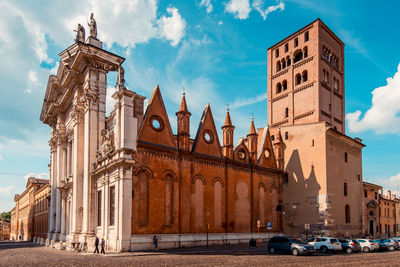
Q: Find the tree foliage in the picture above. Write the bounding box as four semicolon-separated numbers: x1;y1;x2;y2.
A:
0;211;11;222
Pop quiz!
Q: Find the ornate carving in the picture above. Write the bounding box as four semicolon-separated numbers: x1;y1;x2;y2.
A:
67;129;74;142
82;89;99;109
101;129;114;156
56;133;68;146
48;137;57;150
74;24;85;43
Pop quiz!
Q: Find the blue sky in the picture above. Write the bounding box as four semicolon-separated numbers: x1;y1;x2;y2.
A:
1;0;400;212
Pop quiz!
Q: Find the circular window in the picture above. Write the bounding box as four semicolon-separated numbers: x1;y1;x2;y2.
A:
150;115;164;131
238;149;246;160
264;149;271;159
203;130;214;144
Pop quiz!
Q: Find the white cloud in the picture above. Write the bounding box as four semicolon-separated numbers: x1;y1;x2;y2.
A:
252;0;284;20
225;0;251;19
230;92;267;108
157;7;186;47
218;21;223;25
0;186;15;197
346;63;400;134
369;173;400;197
24;172;49;181
50;62;59;75
200;0;213;13
28;70;38;84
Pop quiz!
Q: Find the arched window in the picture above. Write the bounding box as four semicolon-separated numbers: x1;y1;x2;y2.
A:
344;182;348;196
282;80;287;90
293;49;303;63
276;83;282;93
295;74;301;85
286;56;291;67
303;46;308;58
282;59;286;69
345;205;350;224
285;108;289;118
302;70;308;82
276;61;281;72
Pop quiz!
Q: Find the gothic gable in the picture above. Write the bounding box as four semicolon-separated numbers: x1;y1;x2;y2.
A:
257;127;277;169
192;104;222;157
234;138;250;163
137;85;176;149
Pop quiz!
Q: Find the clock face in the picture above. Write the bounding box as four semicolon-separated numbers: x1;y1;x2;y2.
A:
264;149;271;159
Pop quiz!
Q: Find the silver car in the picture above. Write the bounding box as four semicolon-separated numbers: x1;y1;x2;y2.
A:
356;239;379;252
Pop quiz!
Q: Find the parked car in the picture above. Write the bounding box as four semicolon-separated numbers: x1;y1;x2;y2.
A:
390;238;400;250
306;237;342;253
377;239;398;251
356;239;379;252
338;239;361;254
267;236;314;256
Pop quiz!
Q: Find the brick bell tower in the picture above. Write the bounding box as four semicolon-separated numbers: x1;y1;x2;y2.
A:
267;19;345;133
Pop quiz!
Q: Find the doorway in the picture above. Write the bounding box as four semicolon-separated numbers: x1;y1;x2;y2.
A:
369;220;374;236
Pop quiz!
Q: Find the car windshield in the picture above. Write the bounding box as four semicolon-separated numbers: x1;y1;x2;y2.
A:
290;238;306;244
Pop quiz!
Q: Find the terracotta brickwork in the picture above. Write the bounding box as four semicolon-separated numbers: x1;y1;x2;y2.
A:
132;86;283;235
10;178;49;241
266;19;364;237
267;19;345;133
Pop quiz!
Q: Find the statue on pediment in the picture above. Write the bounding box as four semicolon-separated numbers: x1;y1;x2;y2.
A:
101;128;114;156
74;23;85;43
117;66;125;87
88;13;97;39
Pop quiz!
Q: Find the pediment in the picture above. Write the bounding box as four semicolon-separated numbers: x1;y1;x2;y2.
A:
192;104;222;157
366;199;378;208
257;127;277;169
137;85;177;150
234;138;250;163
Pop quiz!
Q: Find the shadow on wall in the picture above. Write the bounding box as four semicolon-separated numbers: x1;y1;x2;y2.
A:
283;149;328;237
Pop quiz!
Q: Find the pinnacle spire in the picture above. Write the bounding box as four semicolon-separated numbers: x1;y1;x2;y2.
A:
178;91;189;113
224;107;233;126
249;116;256;135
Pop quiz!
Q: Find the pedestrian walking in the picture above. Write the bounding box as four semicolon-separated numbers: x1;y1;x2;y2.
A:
94;236;99;254
101;237;105;254
153;235;158;251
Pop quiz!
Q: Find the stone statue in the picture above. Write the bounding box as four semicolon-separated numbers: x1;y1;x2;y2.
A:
88;13;97;39
101;129;114;156
117;66;125;87
74;23;85;43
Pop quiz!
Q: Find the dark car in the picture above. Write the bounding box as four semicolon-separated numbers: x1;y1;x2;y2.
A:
268;236;314;256
338;239;361;254
377;239;397;251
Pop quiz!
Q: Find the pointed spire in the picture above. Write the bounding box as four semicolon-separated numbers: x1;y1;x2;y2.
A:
224;107;233;126
178;92;189;113
276;127;283;143
249;115;256;135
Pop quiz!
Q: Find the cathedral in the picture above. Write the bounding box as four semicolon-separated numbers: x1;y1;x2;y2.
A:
40;17;365;252
40;15;284;252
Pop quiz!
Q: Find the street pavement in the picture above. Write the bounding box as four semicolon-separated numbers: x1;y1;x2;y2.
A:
0;241;399;266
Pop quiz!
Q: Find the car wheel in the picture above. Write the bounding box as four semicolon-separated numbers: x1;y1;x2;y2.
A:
292;248;299;256
346;247;352;254
388;246;395;251
320;246;328;253
269;247;275;254
363;247;370;253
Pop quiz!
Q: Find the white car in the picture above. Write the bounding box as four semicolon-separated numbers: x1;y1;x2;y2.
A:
356;239;379;252
306;237;342;253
